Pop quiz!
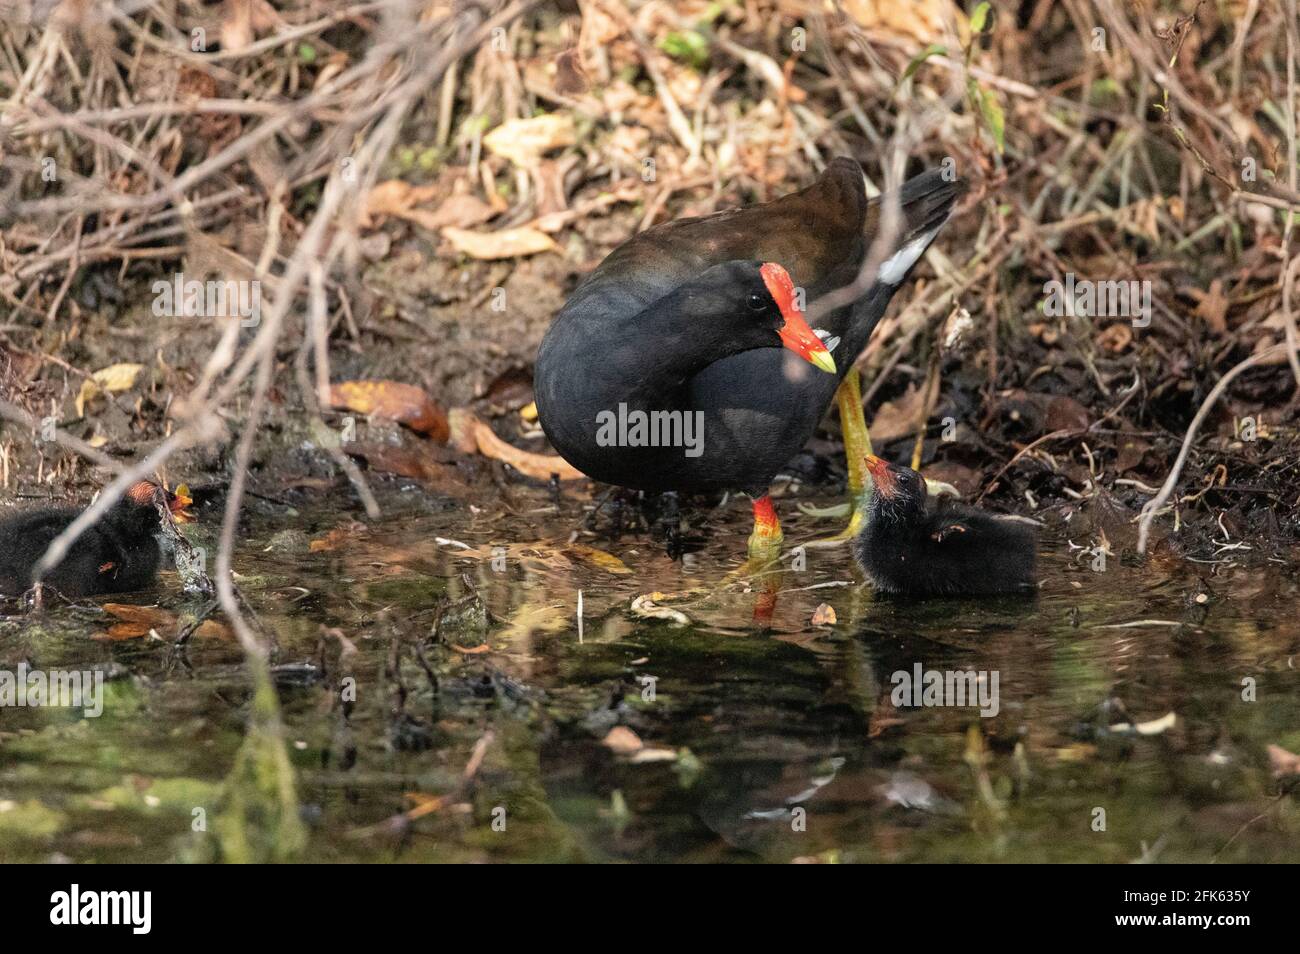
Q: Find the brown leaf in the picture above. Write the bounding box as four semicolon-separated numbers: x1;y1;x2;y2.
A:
309;522;369;553
810;603;837;626
842;0;956;43
1267;743;1300;779
554;49;589;95
343;443;470;495
1044;394;1091;432
870;384;927;444
363;180;499;232
1096;323;1132;353
602;726;644;755
1193;279;1229;335
482;114;576;167
448;408;584;481
329;380;449;442
1114;436;1152;473
361;180;441;226
565;544;633;575
442;226;557;260
101;603;174;628
95;604;230;642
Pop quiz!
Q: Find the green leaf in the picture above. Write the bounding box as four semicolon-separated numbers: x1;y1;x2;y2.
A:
968;79;1005;154
901;44;948;83
970;2;992;34
658;30;710;70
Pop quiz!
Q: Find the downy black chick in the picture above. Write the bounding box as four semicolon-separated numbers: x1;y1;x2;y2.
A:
852;455;1037;597
0;481;193;598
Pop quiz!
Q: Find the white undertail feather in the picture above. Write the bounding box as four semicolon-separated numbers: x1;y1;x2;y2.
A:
877;225;942;285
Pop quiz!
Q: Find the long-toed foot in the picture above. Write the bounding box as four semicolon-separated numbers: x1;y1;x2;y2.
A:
804;368;872;548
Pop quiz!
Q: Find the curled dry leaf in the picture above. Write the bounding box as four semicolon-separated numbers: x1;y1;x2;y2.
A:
448;408;584;481
602;726;644;755
870;384;927;444
442;225;556;260
1097;323;1133;353
482;114;575;167
811;603;837;626
362;181;498;232
309;521;369;552
843;0;959;43
631;594;691;626
343;443;470;496
360;180;440;226
1266;743;1300;779
95;603;230;642
329;380;449;442
75;363;144;417
565;544;633;575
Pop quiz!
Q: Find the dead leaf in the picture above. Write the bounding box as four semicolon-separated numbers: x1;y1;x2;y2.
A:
361;181;498;232
76;363;144;417
811;603;837;626
448;408;584;481
1266;743;1300;779
1096;323;1133;353
870;384;928;444
842;0;959;43
630;594;691;626
309;522;369;552
483;114;575;167
329;380;449;442
343;443;469;495
566;544;633;575
95;603;230;641
442;225;556;260
450;643;492;655
1192;279;1230;335
361;180;440;226
554;49;589;95
602;726;644;755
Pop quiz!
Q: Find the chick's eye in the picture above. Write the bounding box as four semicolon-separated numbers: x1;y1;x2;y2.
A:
747;293;767;312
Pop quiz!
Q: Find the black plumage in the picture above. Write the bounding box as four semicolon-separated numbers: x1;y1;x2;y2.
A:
852;455;1037;597
0;481;192;598
534;157;965;496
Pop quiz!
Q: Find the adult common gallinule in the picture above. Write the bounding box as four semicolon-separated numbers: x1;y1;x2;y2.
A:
0;481;193;598
852;454;1037;596
535;157;964;564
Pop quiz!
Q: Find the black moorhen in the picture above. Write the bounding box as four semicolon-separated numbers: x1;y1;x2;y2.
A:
534;157;964;563
852;454;1037;597
0;481;194;598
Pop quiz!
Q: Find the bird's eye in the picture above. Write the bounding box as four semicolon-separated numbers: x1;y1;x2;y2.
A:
746;293;767;312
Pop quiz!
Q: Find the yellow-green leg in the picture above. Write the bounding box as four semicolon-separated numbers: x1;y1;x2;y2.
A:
805;368;874;547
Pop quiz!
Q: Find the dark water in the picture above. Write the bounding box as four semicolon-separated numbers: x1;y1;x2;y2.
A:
1;483;1297;862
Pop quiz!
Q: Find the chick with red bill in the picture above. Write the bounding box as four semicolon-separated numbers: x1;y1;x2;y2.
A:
852;454;1037;597
0;481;195;598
